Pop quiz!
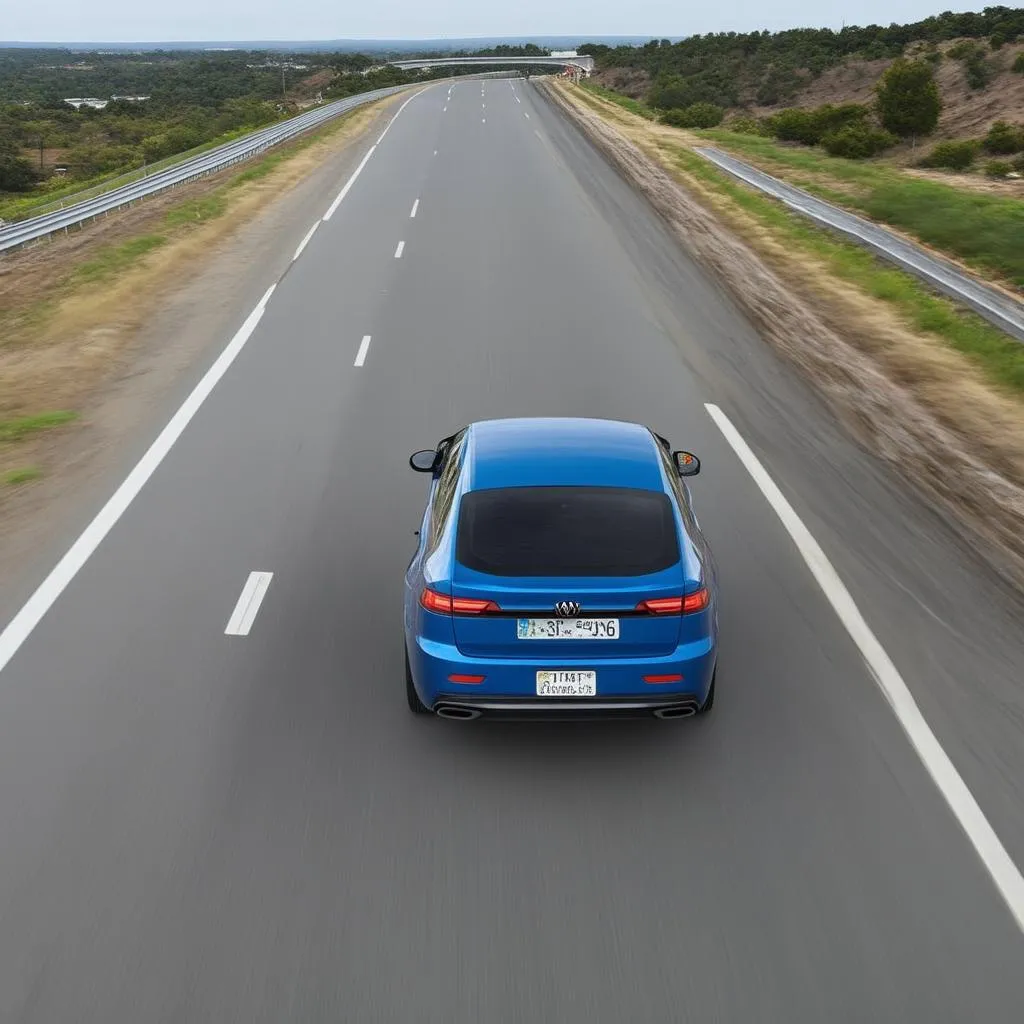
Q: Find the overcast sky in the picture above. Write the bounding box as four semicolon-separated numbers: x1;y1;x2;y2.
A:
3;1;986;43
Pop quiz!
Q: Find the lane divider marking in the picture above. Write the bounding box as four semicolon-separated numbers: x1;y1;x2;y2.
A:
0;283;276;676
704;401;1024;934
324;86;431;222
292;222;319;262
224;572;273;636
323;145;376;221
410;199;419;218
394;240;405;258
354;335;372;367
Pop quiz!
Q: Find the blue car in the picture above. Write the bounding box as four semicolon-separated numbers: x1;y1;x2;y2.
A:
403;418;718;721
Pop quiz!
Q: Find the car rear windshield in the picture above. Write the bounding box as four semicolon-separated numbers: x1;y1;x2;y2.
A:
456;486;680;577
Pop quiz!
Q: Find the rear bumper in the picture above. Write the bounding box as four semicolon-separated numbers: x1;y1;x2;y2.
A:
432;695;701;721
409;634;715;718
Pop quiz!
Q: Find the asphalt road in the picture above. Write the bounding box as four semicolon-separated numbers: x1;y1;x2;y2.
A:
1;77;1023;1022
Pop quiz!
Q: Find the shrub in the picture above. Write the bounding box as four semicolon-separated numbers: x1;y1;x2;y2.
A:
990;33;1007;50
724;115;769;135
965;51;992;89
766;108;823;144
660;102;724;128
985;160;1013;178
647;74;694;111
1014;153;1024;172
983;121;1024;154
766;103;869;146
946;41;975;60
1014;53;1024;74
919;139;979;170
821;124;898;158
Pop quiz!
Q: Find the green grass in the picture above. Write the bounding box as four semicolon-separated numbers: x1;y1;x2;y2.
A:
162;194;228;227
0;411;78;442
579;81;657;119
3;467;42;486
70;235;168;285
667;144;1024;394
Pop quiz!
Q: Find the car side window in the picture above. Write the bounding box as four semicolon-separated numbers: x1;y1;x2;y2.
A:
428;431;465;549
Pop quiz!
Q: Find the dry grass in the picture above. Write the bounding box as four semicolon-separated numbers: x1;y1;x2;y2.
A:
0;98;392;487
547;79;1024;587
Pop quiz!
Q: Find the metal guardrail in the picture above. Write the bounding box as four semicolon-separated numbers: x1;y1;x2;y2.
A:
695;146;1024;343
0;73;513;255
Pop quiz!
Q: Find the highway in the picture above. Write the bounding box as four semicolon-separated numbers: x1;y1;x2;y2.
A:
1;76;1024;1021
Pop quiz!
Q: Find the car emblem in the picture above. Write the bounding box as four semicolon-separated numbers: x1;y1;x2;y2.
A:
554;601;580;617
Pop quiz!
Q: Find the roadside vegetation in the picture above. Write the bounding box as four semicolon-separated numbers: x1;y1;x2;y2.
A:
580;44;1024;292
579;8;1024;109
0;47;500;220
0;96;390;491
570;82;1024;399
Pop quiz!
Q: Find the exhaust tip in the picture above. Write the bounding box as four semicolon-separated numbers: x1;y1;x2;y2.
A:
435;705;482;721
653;705;697;720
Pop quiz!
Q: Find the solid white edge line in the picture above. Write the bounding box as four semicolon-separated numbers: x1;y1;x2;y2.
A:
323;144;376;221
377;88;425;145
0;283;276;676
353;334;372;367
703;402;1024;933
292;222;319;262
224;571;273;636
394;240;405;258
410;199;419;218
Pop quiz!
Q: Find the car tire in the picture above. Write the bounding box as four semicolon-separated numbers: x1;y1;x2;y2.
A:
406;648;430;715
697;666;716;715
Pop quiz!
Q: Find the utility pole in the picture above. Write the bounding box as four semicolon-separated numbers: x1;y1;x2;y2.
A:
281;64;287;103
39;135;44;172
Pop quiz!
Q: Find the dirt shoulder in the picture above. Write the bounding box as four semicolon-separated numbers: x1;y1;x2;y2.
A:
0;92;403;612
543;79;1024;590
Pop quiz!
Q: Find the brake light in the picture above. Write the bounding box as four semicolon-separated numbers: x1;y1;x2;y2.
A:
420;588;500;614
636;588;709;615
637;596;683;615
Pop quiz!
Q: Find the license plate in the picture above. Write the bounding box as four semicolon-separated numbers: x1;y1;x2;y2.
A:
536;671;597;696
517;618;619;640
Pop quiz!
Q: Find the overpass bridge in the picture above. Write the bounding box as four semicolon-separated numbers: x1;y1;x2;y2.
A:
387;54;594;75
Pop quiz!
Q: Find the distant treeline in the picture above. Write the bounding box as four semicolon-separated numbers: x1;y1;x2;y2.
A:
579;6;1024;107
0;49;506;195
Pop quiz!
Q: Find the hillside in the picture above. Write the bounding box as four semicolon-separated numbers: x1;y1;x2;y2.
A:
586;7;1024;139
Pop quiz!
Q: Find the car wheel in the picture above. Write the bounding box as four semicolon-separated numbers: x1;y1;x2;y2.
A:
406;647;430;715
697;666;716;715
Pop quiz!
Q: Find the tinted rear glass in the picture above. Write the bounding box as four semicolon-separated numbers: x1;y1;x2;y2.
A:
456;486;680;577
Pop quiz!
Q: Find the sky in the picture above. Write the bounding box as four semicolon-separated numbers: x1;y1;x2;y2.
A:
2;0;988;43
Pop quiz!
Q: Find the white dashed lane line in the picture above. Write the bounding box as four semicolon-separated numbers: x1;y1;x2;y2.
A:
394;240;405;258
292;222;318;262
224;572;273;636
410;199;419;218
354;335;372;367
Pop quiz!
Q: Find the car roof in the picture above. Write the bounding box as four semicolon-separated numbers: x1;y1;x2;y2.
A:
464;417;666;492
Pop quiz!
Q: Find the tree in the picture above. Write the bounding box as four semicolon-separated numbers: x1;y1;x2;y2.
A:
875;59;941;142
0;152;37;192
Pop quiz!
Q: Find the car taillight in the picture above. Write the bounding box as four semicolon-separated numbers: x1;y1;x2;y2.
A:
636;588;709;615
420;588;500;614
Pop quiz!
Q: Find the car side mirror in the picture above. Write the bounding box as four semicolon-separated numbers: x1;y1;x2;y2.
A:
673;451;700;477
410;449;440;473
